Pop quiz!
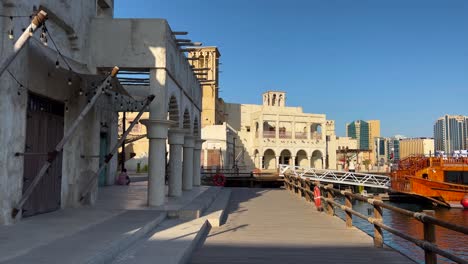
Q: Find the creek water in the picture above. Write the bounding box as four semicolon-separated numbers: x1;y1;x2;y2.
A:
333;198;468;263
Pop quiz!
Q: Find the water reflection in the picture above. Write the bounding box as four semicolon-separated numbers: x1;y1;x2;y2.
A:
334;198;468;264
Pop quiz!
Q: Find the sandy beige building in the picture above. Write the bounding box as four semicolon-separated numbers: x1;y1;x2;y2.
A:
201;91;337;171
187;47;224;127
399;138;434;159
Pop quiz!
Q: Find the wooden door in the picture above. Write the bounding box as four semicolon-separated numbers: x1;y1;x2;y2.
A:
22;93;64;217
207;149;221;169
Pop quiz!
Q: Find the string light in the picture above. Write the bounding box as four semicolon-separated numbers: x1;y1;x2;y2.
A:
8;17;14;40
8;29;14;40
40;27;47;46
55;59;60;69
79;89;83;96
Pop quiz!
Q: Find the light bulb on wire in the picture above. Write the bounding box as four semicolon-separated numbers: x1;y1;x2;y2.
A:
8;17;14;40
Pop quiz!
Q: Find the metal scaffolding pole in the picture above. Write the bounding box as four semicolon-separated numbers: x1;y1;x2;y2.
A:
80;94;155;202
12;66;120;218
0;11;48;77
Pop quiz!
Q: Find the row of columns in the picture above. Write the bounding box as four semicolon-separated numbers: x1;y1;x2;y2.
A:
253;154;323;169
141;119;204;207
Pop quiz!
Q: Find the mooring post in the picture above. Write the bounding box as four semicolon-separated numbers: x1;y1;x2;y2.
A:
345;189;353;228
305;180;312;202
373;196;384;248
423;210;437;264
297;178;303;198
326;184;334;216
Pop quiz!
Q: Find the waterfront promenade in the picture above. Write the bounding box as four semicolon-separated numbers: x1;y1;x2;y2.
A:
191;188;413;263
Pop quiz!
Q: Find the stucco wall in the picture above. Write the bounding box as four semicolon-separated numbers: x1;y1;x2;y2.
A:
0;0;119;224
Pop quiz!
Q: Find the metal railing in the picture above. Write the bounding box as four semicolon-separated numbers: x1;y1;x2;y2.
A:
283;174;468;264
263;131;276;138
279;164;390;189
295;132;307;139
279;131;292;139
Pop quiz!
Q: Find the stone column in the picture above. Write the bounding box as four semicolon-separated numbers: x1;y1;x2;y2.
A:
168;128;185;197
193;139;205;186
183;135;195;190
290;156;296;166
276;156;280;167
140;119;174;206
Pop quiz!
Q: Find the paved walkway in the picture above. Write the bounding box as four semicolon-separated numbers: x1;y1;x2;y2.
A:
190;188;414;264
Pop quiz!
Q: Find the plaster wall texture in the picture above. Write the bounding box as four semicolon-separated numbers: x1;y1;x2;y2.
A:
0;0;119;224
90;18;201;121
336;137;358;150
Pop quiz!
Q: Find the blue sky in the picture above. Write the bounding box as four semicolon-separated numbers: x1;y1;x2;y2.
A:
115;0;468;137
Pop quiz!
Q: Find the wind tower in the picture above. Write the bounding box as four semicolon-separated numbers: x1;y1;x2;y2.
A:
262;91;286;107
187;47;223;127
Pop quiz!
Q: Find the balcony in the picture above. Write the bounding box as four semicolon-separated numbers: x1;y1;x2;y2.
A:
311;133;322;140
295;132;307;139
279;131;292;139
263;131;276;138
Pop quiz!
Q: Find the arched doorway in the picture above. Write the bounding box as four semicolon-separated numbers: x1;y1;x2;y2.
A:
296;150;308;167
263;149;276;169
280;149;292;165
311;150;323;169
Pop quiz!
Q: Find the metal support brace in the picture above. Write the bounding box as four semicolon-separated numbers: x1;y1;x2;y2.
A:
0;11;48;77
79;94;156;202
12;66;120;218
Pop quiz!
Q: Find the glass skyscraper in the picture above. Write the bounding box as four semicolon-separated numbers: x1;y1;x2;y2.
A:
434;115;468;153
346;120;370;150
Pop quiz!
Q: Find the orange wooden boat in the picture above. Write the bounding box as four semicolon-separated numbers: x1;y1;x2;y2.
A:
391;156;468;208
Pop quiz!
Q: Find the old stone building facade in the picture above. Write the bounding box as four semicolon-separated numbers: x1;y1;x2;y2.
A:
221;91;337;171
0;0;203;225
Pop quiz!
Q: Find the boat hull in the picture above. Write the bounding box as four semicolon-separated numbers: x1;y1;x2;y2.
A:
391;175;468;207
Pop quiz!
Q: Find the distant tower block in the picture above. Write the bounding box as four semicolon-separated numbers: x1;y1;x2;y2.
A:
263;91;286;107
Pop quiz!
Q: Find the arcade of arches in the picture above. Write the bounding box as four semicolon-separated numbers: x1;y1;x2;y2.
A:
253;149;324;170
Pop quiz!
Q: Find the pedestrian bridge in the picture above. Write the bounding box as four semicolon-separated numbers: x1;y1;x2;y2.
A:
279;164;391;189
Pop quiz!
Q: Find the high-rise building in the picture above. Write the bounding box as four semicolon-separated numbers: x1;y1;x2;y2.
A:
434;115;468;153
346;120;370;150
375;137;388;165
346;119;381;164
375;134;406;166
